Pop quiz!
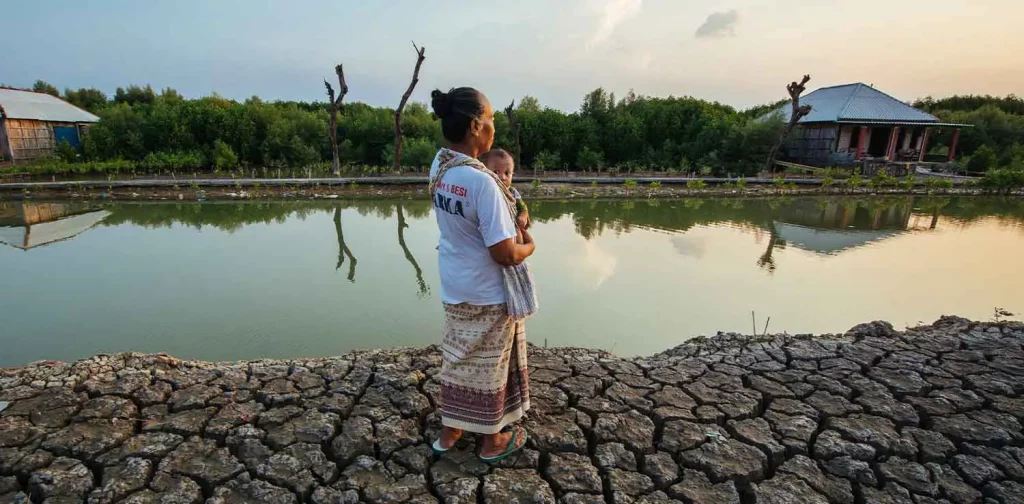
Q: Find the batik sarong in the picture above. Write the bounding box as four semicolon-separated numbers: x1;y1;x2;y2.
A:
439;302;530;434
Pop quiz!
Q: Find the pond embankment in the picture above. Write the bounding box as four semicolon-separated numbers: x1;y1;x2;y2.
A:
2;316;1024;503
0;175;1010;201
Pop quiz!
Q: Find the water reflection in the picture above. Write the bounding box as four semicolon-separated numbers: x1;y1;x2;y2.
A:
395;204;429;297
528;196;1024;266
2;196;1024;366
0;202;110;250
333;206;356;282
4;196;1024;262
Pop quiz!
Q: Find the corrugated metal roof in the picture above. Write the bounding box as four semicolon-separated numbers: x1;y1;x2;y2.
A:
836;120;971;127
772;83;941;124
0;88;99;123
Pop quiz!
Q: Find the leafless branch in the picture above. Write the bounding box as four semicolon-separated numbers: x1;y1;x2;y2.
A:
764;74;812;174
326;64;349;175
393;43;426;172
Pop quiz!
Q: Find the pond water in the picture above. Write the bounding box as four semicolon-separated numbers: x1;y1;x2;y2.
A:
1;196;1023;367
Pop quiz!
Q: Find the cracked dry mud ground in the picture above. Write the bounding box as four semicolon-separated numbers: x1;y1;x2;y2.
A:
2;316;1024;503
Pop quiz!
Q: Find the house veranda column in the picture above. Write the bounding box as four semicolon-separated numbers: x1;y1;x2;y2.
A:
855;126;869;159
918;128;931;162
948;129;960;161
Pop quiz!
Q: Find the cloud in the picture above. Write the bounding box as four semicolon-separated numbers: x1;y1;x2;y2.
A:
589;0;643;48
571;239;618;289
695;9;739;38
671;235;707;259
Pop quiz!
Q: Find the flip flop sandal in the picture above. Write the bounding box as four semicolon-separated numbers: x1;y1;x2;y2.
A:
478;427;528;463
431;437;456;455
430;440;450;456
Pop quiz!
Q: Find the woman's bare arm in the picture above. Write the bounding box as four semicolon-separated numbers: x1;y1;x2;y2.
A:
488;229;535;266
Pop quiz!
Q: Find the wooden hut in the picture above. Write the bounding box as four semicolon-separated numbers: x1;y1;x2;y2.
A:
0;88;100;163
770;83;970;168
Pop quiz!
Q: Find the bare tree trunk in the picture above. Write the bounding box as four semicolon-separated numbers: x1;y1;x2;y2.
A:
325;65;349;176
394;42;426;173
395;204;428;296
334;205;356;282
504;100;521;167
764;75;812;174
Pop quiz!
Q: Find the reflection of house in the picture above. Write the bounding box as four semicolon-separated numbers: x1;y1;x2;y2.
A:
773;222;902;255
777;199;913;231
772;199;915;254
0;202;109;250
0;88;100;163
771;83;969;167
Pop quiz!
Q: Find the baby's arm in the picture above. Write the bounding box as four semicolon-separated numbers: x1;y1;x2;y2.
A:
515;195;531;230
516;205;531;230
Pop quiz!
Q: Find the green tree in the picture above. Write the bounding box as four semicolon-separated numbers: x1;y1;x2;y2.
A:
533;150;561;172
212;139;238;170
967;144;997;173
33;80;60;97
114;85;157;106
576;147;604;172
63;88;108;112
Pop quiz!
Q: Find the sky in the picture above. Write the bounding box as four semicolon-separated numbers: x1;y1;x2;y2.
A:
2;0;1022;112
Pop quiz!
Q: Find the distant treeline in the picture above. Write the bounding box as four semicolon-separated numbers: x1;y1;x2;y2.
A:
27;80;781;176
913;94;1024;173
19;79;1024;176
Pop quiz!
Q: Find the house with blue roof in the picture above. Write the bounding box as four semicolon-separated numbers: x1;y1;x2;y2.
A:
770;83;969;168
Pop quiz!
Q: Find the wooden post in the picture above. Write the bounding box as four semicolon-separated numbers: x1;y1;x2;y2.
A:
918;128;930;162
855;126;869;160
948;128;960;161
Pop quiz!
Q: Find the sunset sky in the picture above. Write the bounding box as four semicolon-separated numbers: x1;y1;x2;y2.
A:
3;0;1021;111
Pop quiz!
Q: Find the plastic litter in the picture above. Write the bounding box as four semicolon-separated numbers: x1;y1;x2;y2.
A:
705;430;724;442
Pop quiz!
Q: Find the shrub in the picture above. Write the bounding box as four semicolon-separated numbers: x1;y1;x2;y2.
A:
966;145;997;173
979;168;1024;193
212;139;238;171
535;150;561;172
577;147;604;172
55;140;79;163
924;177;955;191
869;171;896;188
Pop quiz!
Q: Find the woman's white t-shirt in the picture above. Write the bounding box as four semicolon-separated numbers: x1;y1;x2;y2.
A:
429;151;517;306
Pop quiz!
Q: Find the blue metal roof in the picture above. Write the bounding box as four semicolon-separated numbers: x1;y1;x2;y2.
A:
772;83;941;124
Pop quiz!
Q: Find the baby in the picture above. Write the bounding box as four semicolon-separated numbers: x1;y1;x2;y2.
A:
480;148;530;230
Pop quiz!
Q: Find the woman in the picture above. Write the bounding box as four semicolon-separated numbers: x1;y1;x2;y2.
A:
427;87;535;461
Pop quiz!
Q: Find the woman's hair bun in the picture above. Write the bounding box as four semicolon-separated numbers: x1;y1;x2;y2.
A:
431;89;452;119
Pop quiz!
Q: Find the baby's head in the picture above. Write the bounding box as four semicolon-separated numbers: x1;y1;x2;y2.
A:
479;149;514;188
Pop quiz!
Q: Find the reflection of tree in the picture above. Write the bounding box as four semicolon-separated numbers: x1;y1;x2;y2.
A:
756;224;787;274
395;204;429;297
334;206;356;282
